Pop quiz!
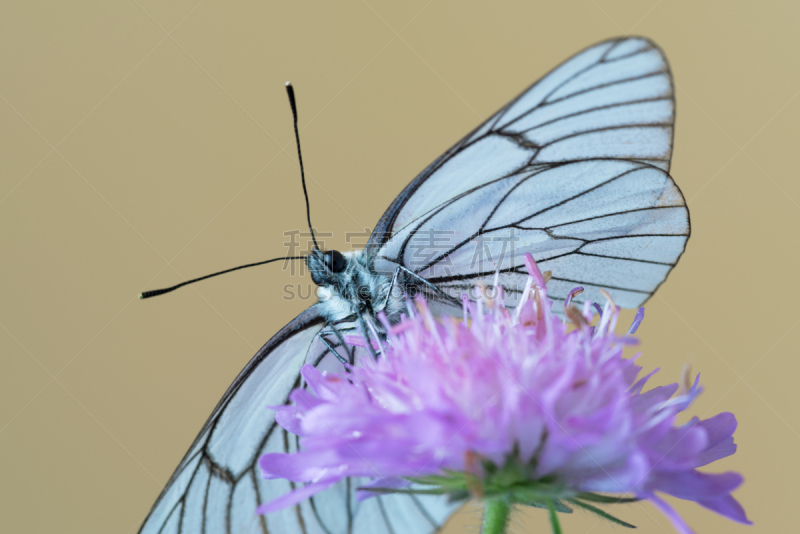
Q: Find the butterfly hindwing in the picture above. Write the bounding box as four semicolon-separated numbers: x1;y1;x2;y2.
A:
140;309;456;534
138;308;324;533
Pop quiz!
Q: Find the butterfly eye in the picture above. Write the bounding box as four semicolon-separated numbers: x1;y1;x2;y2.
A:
323;250;347;273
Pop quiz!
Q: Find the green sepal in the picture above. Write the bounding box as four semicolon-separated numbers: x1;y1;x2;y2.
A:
357;487;447;496
567;499;637;528
517;498;573;513
408;471;468;490
506;484;569;501
576;492;640;504
552;500;573;514
490;456;532;487
447;490;470;504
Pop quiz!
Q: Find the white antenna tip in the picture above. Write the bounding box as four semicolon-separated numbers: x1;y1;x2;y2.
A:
285;81;292;87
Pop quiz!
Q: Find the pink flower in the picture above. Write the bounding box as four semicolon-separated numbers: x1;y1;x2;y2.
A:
258;254;749;533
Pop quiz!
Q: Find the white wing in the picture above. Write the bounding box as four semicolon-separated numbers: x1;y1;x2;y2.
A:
371;37;687;309
139;307;456;534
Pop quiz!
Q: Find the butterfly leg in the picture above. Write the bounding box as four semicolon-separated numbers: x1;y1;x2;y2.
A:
328;321;355;365
356;308;380;361
317;331;352;363
397;265;461;307
383;266;402;311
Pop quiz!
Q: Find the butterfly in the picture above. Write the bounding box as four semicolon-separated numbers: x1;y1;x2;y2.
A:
138;36;690;534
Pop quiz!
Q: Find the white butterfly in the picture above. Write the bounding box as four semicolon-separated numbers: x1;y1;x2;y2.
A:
138;36;689;534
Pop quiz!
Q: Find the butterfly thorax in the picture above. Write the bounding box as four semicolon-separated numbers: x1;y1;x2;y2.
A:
307;248;400;326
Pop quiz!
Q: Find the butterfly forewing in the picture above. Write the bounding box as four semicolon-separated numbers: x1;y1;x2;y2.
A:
372;37;676;240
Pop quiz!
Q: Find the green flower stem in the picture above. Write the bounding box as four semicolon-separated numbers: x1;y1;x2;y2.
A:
482;499;511;534
547;500;563;534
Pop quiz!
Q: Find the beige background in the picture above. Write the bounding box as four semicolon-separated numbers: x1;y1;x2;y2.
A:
1;1;798;532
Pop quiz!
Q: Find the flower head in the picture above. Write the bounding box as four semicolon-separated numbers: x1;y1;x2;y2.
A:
259;254;749;533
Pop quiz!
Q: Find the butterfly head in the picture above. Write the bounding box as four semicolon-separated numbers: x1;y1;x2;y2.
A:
307;249;349;286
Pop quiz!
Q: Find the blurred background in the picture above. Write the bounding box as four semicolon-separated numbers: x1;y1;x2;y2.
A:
1;1;798;532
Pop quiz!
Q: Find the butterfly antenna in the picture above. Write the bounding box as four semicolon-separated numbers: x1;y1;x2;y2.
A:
285;82;319;250
138;256;305;299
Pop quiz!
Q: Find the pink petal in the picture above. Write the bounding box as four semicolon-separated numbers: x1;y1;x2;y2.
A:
630;368;660;394
696;494;752;525
649;470;743;500
694;412;738;467
645;492;697;534
523;252;546;288
627;307;645;335
256;479;337;514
